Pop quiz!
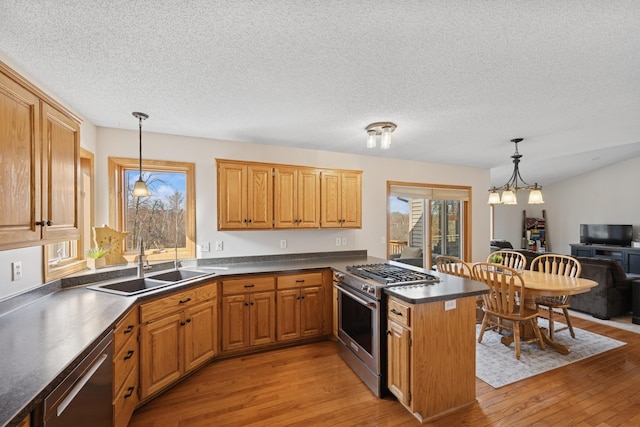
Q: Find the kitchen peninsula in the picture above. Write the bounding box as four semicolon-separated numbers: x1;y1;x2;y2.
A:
0;251;486;427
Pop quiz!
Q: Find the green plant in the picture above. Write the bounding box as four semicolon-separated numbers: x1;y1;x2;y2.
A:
86;247;108;259
489;253;503;264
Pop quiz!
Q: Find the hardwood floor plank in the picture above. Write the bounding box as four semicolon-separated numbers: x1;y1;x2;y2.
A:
130;316;640;426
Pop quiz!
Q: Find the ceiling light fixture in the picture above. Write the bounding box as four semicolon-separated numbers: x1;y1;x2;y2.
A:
132;111;150;197
365;122;397;150
488;138;544;205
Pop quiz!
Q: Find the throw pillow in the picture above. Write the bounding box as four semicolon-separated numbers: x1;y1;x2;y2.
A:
400;246;423;258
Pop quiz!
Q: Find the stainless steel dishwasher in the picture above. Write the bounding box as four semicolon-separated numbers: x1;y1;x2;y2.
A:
43;331;114;427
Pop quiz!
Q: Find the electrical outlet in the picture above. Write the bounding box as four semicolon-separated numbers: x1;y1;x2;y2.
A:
280;240;287;249
444;300;456;311
12;261;22;281
215;241;223;251
335;237;341;246
341;237;347;246
198;242;210;252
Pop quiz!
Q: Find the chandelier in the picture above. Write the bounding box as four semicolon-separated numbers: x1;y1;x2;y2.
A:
365;122;396;149
487;138;544;205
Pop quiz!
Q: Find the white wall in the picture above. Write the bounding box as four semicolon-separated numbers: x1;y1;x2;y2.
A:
95;128;491;262
493;155;640;255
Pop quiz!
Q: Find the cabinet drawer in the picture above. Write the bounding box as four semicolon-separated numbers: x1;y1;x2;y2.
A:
222;276;275;295
114;308;138;354
114;337;138;395
277;272;323;289
140;283;216;323
388;299;411;328
113;363;138;427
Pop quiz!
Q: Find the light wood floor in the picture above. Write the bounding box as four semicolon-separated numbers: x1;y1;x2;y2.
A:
129;316;640;427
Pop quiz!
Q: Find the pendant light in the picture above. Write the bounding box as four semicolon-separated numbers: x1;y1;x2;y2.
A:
487;138;544;205
132;112;150;197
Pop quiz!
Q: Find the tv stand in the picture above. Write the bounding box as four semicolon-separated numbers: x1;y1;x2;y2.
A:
570;243;640;274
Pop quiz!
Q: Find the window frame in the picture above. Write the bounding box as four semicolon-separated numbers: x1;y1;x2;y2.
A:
108;157;196;263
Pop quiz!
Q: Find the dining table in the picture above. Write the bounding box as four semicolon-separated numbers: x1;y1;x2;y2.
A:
500;269;599;355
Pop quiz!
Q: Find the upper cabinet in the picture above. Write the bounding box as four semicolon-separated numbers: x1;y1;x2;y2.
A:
217;159;361;231
0;62;80;249
320;170;362;228
217;160;273;230
274;166;321;229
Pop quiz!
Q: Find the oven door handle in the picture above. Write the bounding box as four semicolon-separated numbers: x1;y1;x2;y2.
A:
335;284;377;308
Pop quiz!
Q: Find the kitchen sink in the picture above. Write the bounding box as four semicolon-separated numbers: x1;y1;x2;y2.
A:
87;277;172;296
148;269;207;282
87;269;212;296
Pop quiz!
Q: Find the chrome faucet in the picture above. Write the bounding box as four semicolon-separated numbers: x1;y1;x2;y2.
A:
137;237;149;277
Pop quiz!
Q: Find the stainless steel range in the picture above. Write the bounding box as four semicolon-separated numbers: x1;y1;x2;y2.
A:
335;263;440;397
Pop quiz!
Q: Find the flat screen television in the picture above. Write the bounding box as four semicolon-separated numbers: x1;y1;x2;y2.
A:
579;224;633;246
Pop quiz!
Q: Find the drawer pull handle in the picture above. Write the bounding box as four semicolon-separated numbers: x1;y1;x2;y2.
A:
244;284;255;288
124;387;135;398
296;279;305;283
123;325;134;334
390;308;403;316
179;297;192;304
123;350;135;360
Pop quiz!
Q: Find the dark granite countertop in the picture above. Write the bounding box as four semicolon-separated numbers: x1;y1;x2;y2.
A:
0;250;374;427
384;272;488;304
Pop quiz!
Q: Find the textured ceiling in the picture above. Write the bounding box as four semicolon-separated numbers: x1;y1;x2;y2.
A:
2;1;640;186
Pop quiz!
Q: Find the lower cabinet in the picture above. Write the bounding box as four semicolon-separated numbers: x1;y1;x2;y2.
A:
276;272;324;342
386;296;477;423
139;282;217;400
113;308;139;427
221;276;276;352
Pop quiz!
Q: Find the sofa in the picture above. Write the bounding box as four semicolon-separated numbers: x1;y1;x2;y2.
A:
390;246;424;268
569;257;633;319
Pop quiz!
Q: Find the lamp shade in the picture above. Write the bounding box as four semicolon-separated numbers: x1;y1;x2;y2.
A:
528;188;544;204
367;130;376;148
380;126;392;149
133;179;150;197
501;190;517;205
487;191;501;204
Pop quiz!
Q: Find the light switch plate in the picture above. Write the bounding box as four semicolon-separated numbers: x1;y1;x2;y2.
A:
444;300;456;311
215;241;223;251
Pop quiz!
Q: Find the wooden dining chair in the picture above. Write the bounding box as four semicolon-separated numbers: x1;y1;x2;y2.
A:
530;254;582;339
487;250;527;270
434;255;474;278
472;262;546;360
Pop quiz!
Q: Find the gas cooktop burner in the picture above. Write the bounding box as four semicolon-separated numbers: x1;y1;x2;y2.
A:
346;263;440;284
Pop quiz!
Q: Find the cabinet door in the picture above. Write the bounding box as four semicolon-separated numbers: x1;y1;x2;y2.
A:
273;166;297;228
218;162;247;229
0;72;42;246
246;164;273;229
340;171;362;228
387;320;411;406
320;170;341;228
277;289;301;341
250;291;276;346
300;286;324;338
184;299;217;372
41;102;80;241
297;168;321;228
140;313;183;398
221;294;250;351
628;252;640;274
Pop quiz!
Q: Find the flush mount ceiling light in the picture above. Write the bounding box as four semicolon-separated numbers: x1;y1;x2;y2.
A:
488;138;544;205
132;111;150;198
365;122;397;149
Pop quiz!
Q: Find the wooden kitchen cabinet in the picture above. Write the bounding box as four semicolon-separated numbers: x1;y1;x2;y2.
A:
139;282;217;399
0;62;80;249
386;295;476;423
221;276;276;352
320;169;362;228
273;166;321;228
276;272;324;342
217;160;273;230
113;308;139;427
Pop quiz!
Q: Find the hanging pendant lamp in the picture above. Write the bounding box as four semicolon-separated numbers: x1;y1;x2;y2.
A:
132;112;150;197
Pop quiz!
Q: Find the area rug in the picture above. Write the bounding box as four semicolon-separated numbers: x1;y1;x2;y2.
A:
475;319;626;388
